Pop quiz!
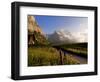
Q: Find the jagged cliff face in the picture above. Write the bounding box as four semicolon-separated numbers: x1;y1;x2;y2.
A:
28;16;43;34
28;16;50;46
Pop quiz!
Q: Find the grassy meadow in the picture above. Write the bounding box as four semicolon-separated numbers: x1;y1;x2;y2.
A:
28;46;80;66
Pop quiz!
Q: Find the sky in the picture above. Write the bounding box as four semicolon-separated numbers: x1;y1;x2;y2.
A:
34;15;88;34
33;15;88;42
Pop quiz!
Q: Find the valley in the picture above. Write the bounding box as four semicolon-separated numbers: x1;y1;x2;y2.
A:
28;15;88;66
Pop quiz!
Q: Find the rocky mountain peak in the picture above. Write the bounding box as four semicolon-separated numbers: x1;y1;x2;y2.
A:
28;16;50;46
28;15;43;34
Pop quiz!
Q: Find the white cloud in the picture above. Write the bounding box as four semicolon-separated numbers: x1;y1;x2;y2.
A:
73;31;88;42
58;28;88;43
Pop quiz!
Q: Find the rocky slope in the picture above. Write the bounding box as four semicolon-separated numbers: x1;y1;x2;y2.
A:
28;15;43;34
28;16;50;46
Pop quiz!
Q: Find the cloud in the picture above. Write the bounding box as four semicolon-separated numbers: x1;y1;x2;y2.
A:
73;31;88;42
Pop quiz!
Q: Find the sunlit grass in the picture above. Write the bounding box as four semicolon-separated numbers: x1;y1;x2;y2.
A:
28;47;80;66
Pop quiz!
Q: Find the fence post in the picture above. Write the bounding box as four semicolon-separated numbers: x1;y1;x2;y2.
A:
59;50;64;65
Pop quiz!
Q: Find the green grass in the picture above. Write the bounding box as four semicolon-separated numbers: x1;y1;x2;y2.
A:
28;47;80;66
54;43;88;58
62;47;87;56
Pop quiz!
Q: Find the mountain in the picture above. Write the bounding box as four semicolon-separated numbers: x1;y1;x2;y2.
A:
28;16;87;46
47;30;77;45
47;29;88;45
28;15;43;34
28;16;50;46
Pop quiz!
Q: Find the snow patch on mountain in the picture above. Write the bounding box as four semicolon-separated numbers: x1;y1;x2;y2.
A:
47;29;87;45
